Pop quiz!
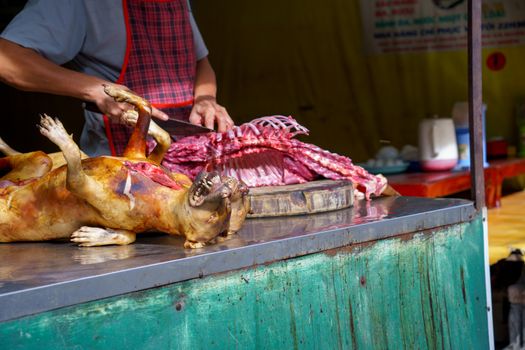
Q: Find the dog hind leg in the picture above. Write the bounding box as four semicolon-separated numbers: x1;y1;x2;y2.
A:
0;151;53;182
120;110;171;164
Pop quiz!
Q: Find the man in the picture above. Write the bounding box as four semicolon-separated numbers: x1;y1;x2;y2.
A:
0;0;233;156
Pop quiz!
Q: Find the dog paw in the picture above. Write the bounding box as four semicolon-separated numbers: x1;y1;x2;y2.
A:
184;240;207;249
37;114;69;146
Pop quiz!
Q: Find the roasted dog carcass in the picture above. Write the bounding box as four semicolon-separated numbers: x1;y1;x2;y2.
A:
0;86;249;248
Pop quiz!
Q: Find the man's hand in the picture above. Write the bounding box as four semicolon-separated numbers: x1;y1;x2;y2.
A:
92;83;169;124
189;95;234;132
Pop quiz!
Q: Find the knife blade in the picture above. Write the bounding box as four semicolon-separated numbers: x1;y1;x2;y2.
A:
155;118;213;136
83;102;214;136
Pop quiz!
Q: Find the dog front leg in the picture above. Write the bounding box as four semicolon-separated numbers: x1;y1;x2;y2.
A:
71;226;136;246
37;115;117;213
38;115;90;191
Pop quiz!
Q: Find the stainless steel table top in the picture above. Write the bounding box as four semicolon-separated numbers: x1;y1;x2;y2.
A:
0;196;475;322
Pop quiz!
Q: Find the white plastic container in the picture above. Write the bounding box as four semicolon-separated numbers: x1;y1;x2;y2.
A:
418;117;458;172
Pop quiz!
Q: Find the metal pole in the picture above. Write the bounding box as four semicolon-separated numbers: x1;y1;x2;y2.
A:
468;0;485;210
469;2;494;348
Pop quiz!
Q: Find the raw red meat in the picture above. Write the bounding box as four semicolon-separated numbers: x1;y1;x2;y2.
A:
158;116;387;200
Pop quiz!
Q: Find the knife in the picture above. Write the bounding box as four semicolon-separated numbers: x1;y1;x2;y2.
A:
83;102;214;136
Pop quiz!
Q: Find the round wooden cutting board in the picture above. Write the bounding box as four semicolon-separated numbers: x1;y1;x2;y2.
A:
247;179;354;218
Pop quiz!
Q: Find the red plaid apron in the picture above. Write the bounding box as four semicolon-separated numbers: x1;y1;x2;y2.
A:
104;0;196;156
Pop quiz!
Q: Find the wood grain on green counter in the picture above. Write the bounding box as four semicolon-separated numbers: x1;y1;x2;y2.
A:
0;216;488;349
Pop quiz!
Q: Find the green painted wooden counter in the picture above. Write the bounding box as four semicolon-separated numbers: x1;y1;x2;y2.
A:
0;197;489;349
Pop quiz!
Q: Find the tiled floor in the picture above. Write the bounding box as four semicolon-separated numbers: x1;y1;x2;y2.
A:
488;190;525;265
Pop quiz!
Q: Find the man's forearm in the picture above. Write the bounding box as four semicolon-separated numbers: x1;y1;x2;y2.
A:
0;38;106;103
193;56;217;102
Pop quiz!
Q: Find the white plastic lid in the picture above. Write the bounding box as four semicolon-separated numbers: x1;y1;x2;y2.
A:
451;101;487;128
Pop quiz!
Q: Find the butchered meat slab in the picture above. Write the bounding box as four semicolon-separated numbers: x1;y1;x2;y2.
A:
156;116;387;200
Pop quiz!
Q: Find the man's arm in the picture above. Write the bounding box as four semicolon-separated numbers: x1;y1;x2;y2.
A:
189;57;234;132
0;38;168;121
